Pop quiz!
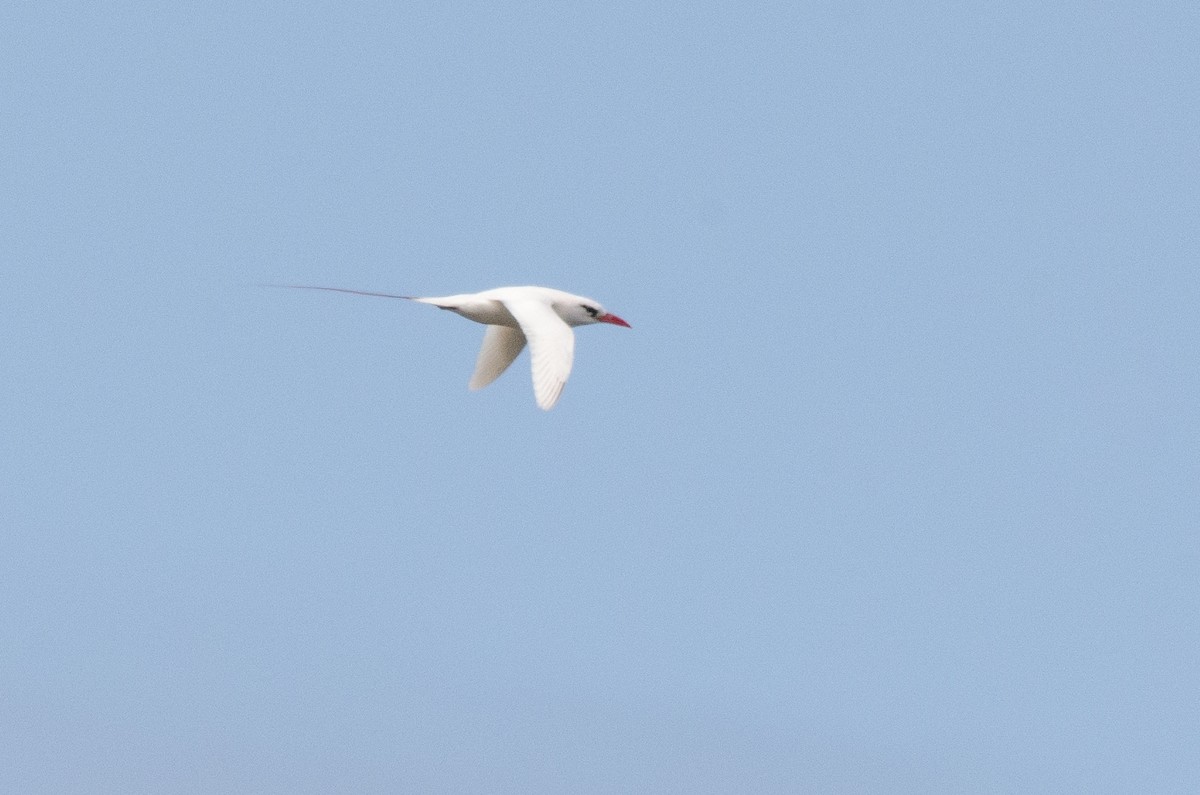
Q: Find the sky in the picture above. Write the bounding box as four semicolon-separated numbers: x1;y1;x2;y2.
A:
2;1;1198;791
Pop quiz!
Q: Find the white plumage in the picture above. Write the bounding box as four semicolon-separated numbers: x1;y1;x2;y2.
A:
281;285;630;410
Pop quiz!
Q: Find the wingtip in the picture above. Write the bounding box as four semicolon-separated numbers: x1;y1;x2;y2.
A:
534;382;565;410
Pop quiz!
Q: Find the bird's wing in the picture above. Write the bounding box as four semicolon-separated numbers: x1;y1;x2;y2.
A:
469;325;526;391
501;299;575;410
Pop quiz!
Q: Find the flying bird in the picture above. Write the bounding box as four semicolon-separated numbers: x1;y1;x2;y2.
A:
279;285;631;410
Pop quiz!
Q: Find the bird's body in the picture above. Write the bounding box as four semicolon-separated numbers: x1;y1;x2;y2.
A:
279;285;630;410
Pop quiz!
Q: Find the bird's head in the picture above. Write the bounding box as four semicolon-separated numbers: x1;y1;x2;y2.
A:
561;300;631;329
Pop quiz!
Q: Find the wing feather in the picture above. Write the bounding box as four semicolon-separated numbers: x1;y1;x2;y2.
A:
469;325;526;390
501;300;575;410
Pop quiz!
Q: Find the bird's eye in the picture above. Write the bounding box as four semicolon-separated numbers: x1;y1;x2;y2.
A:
582;305;599;317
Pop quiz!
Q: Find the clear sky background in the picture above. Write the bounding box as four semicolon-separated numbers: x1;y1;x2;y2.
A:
3;2;1198;792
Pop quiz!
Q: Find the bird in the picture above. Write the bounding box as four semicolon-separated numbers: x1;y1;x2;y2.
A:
277;285;631;410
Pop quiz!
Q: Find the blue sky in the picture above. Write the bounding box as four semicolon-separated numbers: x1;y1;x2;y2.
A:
3;1;1198;791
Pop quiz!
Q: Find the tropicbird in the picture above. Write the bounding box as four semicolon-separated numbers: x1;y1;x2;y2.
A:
280;285;630;410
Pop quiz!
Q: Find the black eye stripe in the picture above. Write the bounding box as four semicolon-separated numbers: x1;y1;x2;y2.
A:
582;305;599;317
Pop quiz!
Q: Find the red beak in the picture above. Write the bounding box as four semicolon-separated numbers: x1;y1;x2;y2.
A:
599;312;631;328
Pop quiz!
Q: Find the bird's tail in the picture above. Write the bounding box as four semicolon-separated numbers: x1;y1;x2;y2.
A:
265;284;415;300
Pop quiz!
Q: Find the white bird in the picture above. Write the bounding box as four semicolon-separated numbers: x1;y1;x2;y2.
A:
280;285;631;410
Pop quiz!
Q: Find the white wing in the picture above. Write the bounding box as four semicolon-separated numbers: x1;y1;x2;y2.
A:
501;299;575;410
469;324;526;391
